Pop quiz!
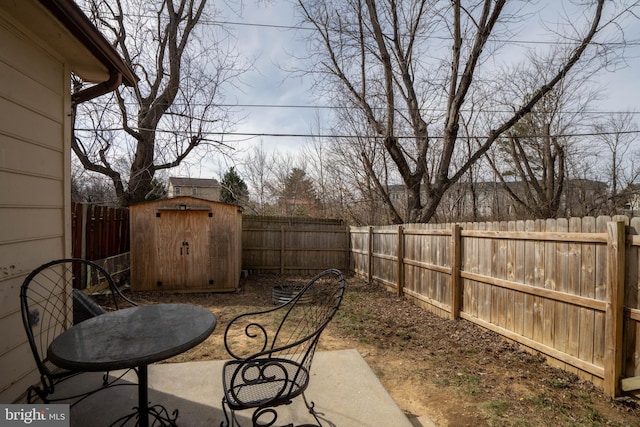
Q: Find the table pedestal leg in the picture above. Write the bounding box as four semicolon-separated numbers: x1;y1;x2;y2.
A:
138;365;149;427
110;366;178;427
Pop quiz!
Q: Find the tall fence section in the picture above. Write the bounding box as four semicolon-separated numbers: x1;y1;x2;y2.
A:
350;216;640;398
242;215;349;275
71;203;130;286
71;202;129;260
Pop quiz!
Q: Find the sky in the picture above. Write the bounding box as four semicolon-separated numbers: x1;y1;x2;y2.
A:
183;1;640;179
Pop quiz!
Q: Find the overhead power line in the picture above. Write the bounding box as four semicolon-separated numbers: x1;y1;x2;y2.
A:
89;9;640;47
206;19;640;47
74;127;640;140
101;100;640;116
199;104;640;115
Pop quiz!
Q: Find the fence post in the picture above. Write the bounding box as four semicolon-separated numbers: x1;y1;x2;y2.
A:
368;226;373;284
604;220;625;397
397;225;404;297
80;203;88;260
71;203;88;259
450;224;461;320
346;224;351;272
280;226;285;275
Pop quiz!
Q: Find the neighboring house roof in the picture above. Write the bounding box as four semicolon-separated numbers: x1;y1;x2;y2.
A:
169;177;220;187
2;0;138;104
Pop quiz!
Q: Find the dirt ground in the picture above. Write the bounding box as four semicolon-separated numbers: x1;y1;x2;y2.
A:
131;273;640;427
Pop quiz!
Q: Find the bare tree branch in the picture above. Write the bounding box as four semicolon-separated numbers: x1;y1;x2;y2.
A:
297;0;627;223
72;0;244;206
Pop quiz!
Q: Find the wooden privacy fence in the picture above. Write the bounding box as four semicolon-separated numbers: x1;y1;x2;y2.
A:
71;203;131;289
242;215;349;275
71;203;130;260
72;209;348;277
350;216;640;398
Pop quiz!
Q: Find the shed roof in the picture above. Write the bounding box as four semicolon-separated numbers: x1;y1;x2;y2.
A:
130;196;240;211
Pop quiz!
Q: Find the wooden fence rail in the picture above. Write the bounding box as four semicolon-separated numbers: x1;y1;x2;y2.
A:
350;216;640;398
242;215;349;275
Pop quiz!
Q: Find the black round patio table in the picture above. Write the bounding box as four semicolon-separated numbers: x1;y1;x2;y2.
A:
48;303;216;427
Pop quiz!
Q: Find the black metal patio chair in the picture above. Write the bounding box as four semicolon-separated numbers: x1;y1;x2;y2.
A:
220;268;346;427
20;258;138;405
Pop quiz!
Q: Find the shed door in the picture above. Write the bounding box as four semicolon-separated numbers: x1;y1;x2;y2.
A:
156;210;212;290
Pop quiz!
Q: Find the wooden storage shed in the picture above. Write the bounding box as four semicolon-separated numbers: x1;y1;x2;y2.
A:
130;196;242;292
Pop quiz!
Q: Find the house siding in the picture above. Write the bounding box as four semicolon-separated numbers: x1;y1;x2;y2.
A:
0;14;71;403
168;177;222;201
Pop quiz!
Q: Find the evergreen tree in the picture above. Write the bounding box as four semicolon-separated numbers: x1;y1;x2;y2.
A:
145;178;167;201
221;167;249;206
279;168;319;216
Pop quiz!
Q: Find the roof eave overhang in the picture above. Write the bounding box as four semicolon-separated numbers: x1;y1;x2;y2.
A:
38;0;137;89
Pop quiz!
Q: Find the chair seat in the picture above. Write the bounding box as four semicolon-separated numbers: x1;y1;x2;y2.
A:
222;358;309;410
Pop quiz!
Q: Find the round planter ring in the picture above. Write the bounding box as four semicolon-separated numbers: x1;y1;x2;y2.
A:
272;285;312;305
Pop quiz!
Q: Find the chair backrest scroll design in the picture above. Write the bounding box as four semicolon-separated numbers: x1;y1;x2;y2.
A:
20;258;136;398
223;269;346;403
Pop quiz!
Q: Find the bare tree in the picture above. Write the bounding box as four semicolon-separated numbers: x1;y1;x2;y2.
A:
241;142;276;215
296;0;635;223
72;0;244;206
593;111;640;212
71;167;118;205
304;111;391;221
324;102;406;224
484;50;603;219
303;120;340;218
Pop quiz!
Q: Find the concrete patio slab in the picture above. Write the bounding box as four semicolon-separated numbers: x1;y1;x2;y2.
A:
49;349;417;426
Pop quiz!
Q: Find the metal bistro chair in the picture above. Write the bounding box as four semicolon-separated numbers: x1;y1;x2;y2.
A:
221;269;345;427
20;258;138;405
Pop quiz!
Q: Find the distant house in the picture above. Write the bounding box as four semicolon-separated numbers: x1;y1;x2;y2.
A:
167;177;221;201
620;183;640;215
562;179;609;217
387;178;609;222
0;0;136;403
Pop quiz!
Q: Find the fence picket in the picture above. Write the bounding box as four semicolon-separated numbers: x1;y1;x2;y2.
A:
555;218;569;371
566;217;582;375
543;219;557;358
627;218;640;380
594;216;609;370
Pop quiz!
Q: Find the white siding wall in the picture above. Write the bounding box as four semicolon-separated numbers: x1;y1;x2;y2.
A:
0;15;71;403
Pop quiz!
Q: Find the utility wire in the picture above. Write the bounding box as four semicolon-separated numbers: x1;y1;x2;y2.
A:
85;7;640;46
205;19;640;46
73;127;640;140
104;13;640;47
90;100;640;116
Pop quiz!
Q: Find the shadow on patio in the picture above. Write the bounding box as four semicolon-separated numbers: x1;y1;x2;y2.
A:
44;349;417;427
